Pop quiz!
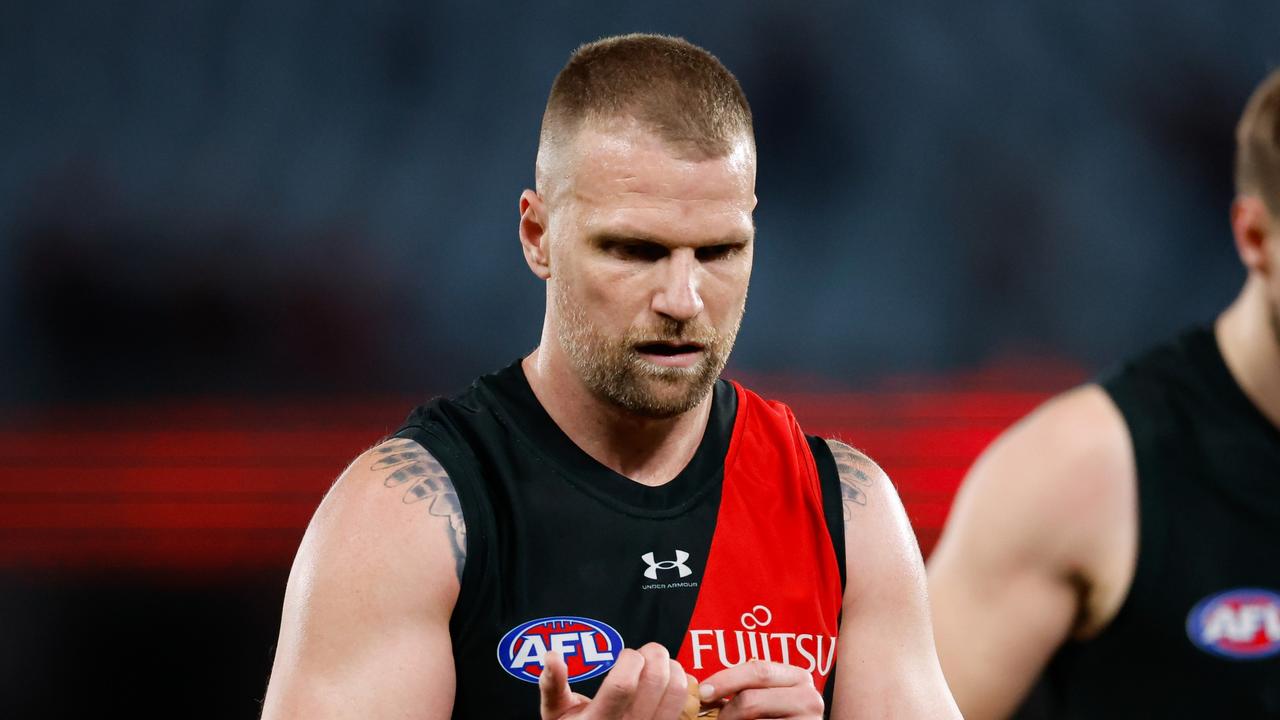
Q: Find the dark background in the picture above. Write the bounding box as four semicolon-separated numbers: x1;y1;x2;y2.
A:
1;1;1277;716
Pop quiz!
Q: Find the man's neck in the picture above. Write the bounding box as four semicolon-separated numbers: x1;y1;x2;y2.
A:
521;347;714;487
1216;276;1280;430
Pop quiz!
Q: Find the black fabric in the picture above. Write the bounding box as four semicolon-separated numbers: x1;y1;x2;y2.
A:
807;435;847;592
1019;327;1280;719
807;435;846;718
393;360;843;718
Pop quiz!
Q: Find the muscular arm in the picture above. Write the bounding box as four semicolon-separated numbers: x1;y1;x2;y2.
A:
926;385;1136;720
826;440;961;719
261;438;465;719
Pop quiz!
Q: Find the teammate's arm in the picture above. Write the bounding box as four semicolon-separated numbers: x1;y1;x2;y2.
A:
824;440;962;719
926;385;1135;720
260;438;464;719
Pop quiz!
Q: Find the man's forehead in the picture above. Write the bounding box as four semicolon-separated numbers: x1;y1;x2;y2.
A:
565;121;756;202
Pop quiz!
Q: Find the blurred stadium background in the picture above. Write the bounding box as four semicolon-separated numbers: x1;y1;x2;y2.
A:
1;1;1277;716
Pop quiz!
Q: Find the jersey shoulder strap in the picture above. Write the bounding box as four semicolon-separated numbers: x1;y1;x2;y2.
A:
805;434;847;590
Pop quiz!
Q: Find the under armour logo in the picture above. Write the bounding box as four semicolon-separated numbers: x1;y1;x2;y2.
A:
641;550;692;580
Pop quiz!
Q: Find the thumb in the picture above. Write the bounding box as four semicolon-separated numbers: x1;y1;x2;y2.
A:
539;651;577;719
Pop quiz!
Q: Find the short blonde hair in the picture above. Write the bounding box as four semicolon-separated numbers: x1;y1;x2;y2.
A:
1235;68;1280;215
539;34;754;161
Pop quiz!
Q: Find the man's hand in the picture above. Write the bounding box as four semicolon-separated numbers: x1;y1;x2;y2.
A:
540;643;698;720
697;661;823;720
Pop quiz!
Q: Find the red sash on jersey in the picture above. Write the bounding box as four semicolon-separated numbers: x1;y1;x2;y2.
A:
675;382;844;692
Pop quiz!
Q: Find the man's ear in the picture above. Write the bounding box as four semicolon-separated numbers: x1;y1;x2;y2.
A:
1231;194;1274;276
519;189;552;280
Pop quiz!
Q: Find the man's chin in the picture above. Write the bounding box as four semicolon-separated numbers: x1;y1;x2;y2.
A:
632;352;719;380
615;375;717;419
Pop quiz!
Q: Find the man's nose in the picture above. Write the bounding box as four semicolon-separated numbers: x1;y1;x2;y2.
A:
650;249;704;322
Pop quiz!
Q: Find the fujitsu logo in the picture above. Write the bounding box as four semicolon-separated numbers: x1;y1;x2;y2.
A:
641;550;692;580
687;605;837;676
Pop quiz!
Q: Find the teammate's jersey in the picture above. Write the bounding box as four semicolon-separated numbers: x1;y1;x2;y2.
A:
393;362;846;719
1022;327;1280;718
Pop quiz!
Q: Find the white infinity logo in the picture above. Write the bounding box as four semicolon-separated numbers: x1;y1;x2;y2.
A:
739;605;773;630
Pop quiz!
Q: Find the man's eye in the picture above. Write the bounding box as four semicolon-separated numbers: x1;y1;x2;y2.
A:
610;243;666;261
695;245;740;261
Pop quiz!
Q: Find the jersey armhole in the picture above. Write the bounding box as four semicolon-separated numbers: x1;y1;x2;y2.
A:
806;435;847;593
807;436;844;720
1095;378;1163;634
392;422;490;640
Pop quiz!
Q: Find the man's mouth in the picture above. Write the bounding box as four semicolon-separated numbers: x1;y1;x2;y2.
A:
636;341;705;356
634;341;706;367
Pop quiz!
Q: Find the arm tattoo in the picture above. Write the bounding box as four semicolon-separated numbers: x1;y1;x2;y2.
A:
825;439;876;523
370;439;467;580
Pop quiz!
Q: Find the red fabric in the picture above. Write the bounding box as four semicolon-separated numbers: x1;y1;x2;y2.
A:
675;383;844;691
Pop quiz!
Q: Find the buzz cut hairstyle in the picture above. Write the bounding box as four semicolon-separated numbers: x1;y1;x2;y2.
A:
539;33;754;161
1236;67;1280;215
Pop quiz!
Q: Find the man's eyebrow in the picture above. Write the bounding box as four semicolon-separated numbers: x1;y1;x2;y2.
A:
589;230;753;247
590;231;666;246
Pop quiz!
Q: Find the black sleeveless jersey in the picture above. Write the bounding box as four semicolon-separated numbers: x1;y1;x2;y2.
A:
1022;327;1280;718
392;362;847;718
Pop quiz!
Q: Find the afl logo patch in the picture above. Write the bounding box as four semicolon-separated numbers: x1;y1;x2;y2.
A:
1186;588;1280;660
496;616;624;683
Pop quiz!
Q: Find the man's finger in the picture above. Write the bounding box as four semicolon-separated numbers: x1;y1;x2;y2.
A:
698;661;813;703
655;661;696;720
589;647;646;716
626;643;671;719
539;651;583;719
715;685;824;720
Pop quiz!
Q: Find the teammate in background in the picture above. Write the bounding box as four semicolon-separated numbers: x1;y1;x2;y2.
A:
260;34;959;719
928;69;1280;719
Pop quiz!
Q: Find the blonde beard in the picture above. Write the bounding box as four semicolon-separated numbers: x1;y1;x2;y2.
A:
550;278;743;418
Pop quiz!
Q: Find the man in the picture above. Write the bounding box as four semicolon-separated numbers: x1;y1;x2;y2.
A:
261;34;959;719
928;69;1280;719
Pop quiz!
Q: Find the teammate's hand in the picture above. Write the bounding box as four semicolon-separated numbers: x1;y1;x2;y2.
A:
697;661;823;720
540;643;697;720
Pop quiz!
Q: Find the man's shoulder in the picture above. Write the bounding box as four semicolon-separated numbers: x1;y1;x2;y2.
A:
299;438;464;608
821;438;889;501
262;438;460;718
317;439;457;548
940;384;1135;580
822;437;908;578
1018;384;1131;457
820;436;928;615
975;384;1133;505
